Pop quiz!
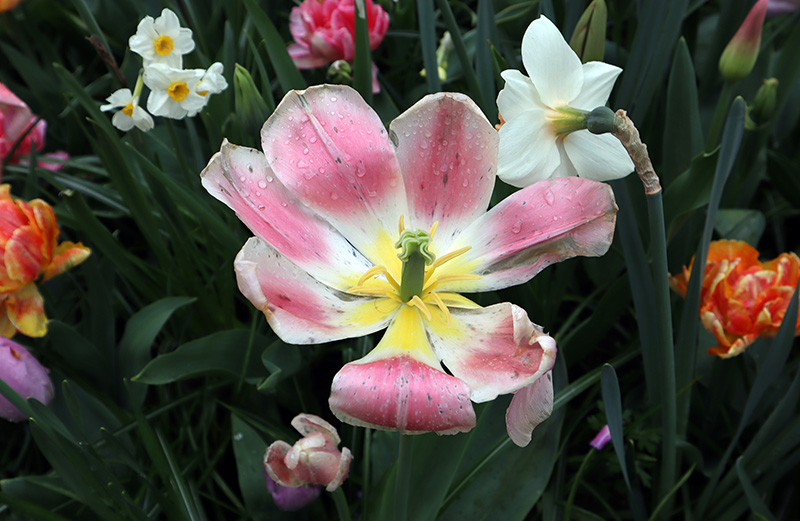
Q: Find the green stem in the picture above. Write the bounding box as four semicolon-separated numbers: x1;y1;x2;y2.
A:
647;192;677;520
705;82;734;152
394;435;413;521
564;450;595;521
332;488;352;521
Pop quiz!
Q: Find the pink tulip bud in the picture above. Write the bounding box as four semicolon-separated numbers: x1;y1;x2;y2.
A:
264;413;352;492
0;338;54;422
766;0;800;16
590;424;612;450
719;0;768;82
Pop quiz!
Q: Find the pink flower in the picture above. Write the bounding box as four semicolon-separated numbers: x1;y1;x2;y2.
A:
264;414;352;492
590;424;612;450
265;472;321;511
0;81;68;177
0;338;54;422
287;0;389;93
201;85;617;440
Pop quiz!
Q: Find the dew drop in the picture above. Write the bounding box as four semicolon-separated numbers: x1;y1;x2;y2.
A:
319;167;326;174
266;175;274;182
544;189;555;206
462;179;469;188
281;201;288;207
330;191;339;200
511;220;522;234
257;180;268;189
258;204;266;210
239;175;247;183
297;160;309;168
309;136;318;144
331;96;338;102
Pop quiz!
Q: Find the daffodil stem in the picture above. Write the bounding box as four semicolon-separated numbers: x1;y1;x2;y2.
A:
706;82;734;152
332;487;352;521
394;435;413;521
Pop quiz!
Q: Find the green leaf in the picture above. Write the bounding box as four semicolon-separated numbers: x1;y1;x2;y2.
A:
353;0;373;103
601;365;632;490
663;151;719;238
437;0;486;111
119;297;196;406
0;492;74;521
475;0;497;121
243;0;306;93
714;209;766;245
257;340;303;392
231;414;272;521
134;329;270;384
735;458;777;521
569;0;607;63
417;0;441;93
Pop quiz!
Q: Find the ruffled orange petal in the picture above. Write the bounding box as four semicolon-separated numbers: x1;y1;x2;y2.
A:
5;284;47;337
42;241;91;282
0;302;17;338
4;225;45;284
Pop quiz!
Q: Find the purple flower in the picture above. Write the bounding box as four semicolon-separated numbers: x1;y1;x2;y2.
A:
265;471;321;511
0;338;54;422
590;424;612;450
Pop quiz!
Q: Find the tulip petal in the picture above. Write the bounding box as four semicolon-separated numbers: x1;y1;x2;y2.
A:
521;16;583;107
426;302;557;402
41;242;91;282
234;237;398;344
5;284;47;337
497;108;561;187
569;61;623;111
261;85;407;268
4;226;45;284
0;81;34;138
506;371;554;447
390;92;496;252
562;131;634;181
292;413;341;444
202;140;373;290
265;440;305;488
329;306;476;434
438;177;617;293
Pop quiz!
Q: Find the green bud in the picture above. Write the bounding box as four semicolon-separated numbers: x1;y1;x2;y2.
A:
745;78;778;130
585;106;618;135
327;60;353;85
234;64;269;136
569;0;608;63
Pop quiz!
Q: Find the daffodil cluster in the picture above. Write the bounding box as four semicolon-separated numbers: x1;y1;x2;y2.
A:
101;8;228;132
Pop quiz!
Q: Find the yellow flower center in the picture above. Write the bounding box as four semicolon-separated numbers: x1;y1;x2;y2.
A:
197;90;209;96
154;35;174;56
122;102;134;117
348;216;481;326
168;82;190;102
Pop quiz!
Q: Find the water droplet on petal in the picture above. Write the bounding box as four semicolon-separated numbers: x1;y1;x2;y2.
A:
257;180;268;189
239;176;247;183
511;220;522;234
309;136;318;144
297;160;309;168
330;191;339;200
544;189;555;206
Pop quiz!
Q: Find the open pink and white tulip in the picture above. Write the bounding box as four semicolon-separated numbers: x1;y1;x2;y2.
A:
264;414;352;492
0;338;54;422
496;15;633;186
202;84;618;439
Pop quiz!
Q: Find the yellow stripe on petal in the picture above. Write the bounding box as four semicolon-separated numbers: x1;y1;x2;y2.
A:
345;297;402;329
5;284;47;337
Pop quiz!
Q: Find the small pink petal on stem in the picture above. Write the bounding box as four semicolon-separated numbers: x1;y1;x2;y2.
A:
589;424;612;450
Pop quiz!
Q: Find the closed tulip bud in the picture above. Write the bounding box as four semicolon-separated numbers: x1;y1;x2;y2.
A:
0;339;54;422
746;78;778;129
719;0;768;82
569;0;608;63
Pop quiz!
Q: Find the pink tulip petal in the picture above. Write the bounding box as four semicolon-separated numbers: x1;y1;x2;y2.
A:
438;177;617;293
261;85;407;268
291;413;341;444
0;338;54;422
202;140;373;291
390;92;496;253
329;306;476;434
265;441;305;488
427;302;557;402
287;44;331;69
325;447;353;492
0;81;34;139
234;237;399;344
506;371;554;447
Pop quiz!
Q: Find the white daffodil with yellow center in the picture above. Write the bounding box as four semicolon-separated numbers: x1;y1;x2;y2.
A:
143;64;206;119
202;85;618;444
129;8;195;68
496;15;634;187
100;74;154;132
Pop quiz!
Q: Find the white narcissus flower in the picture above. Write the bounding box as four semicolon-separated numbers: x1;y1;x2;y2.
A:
193;62;228;111
496;15;633;187
100;88;154;132
144;64;206;119
129;8;195;68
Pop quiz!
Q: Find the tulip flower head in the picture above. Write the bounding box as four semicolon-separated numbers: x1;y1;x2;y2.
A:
0;81;68;177
0;185;91;338
288;0;389;93
0;338;54;422
496;15;633;187
719;0;768;82
670;240;800;358
202;85;618;440
129;8;195;68
264;414;352;492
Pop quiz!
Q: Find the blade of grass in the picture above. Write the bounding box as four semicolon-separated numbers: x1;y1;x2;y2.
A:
242;0;305;92
417;0;441;93
353;0;373;103
436;0;485;111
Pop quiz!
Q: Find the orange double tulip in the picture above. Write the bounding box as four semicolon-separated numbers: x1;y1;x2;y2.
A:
671;240;800;358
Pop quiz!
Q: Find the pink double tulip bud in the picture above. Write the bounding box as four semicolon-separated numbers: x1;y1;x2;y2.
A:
264;413;352;492
0;338;54;422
